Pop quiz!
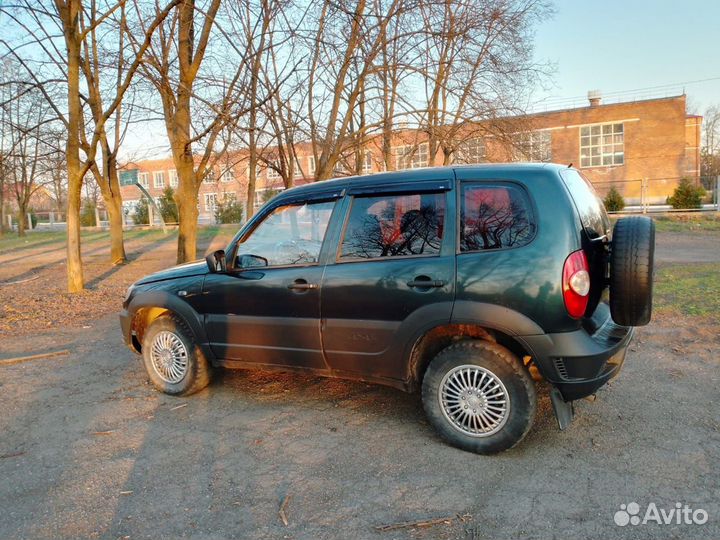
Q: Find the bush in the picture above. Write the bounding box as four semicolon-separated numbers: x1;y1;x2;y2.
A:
29;209;38;228
80;202;97;226
261;189;280;204
132;197;150;225
603;187;625;212
667;178;705;209
214;199;244;224
158;186;179;224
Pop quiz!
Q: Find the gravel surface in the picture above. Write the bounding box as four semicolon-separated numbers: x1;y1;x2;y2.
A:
0;228;718;539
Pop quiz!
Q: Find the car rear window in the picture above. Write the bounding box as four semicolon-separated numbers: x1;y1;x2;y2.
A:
339;192;445;260
460;183;535;252
559;169;610;238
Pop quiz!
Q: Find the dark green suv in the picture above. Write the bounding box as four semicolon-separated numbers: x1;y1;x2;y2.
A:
120;164;654;454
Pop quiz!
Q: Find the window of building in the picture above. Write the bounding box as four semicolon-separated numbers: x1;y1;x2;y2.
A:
512;131;551;162
138;172;150;187
454;137;487;164
236;200;335;267
395;143;429;170
460;183;536;252
362;151;373;173
246;164;263;179
308;156;316;176
203;169;216;184
267;160;281;179
220;168;234;183
169;169;178;187
339;192;445;260
204;193;218;212
122;200;138;213
153;171;165;188
580;123;624;167
293;159;303;178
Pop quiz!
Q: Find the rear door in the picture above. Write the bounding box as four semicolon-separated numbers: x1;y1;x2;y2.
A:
319;179;456;381
559;169;612;315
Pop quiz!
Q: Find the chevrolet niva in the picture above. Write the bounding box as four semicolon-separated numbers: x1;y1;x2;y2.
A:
121;164;654;454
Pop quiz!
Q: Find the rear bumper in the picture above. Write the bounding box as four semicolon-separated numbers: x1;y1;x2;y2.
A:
522;303;633;401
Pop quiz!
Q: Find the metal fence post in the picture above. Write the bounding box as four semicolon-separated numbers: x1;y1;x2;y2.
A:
641;178;647;214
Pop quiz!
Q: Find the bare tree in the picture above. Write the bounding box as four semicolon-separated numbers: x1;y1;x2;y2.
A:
411;0;550;166
0;61;57;236
303;0;405;180
131;0;263;262
1;0;178;290
701;105;720;180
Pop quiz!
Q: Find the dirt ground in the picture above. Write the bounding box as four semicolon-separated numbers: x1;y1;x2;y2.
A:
0;226;718;539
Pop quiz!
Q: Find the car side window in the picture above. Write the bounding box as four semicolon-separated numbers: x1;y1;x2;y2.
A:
339;192;445;260
460;183;535;252
236;200;335;267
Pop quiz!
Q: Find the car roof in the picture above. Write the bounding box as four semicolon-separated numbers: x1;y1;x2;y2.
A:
274;162;567;200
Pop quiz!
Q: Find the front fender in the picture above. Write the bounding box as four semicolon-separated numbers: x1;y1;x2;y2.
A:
124;290;216;363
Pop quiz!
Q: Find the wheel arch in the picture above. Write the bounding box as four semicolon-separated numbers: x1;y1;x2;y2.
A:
406;321;537;391
127;291;213;360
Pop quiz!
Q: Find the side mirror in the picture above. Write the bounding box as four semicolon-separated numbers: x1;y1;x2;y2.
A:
237;253;268;268
205;249;227;273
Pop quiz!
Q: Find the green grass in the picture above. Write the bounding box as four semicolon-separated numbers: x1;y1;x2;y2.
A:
651;214;720;233
0;224;240;255
654;263;720;320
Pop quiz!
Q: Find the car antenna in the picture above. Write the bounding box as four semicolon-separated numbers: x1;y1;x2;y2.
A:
567;162;573;168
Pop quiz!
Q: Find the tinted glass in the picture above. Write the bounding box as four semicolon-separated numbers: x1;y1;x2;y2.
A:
340;193;445;260
460;184;535;251
559;169;610;238
236;200;335;266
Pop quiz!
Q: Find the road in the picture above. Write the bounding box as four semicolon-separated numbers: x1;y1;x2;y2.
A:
0;228;718;539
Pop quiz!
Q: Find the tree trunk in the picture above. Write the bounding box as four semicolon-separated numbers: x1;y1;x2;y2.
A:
66;173;84;292
64;1;85;293
104;190;126;264
17;208;26;237
176;188;199;262
96;147;127;264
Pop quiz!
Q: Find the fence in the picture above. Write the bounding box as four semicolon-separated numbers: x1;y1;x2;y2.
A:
592;176;720;214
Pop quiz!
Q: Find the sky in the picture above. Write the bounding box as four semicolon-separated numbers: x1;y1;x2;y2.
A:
122;0;720;159
532;0;720;114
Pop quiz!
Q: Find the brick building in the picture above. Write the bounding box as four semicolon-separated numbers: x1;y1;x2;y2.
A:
119;93;701;222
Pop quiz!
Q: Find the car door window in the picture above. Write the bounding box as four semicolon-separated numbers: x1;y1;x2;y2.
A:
236;200;335;267
339;192;445;260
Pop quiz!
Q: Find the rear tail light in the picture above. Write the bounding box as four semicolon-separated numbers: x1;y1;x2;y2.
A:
563;250;590;319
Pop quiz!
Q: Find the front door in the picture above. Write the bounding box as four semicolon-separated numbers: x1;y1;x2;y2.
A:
202;198;337;369
320;185;455;381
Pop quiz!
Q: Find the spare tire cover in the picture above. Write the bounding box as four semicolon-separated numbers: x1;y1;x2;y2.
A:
609;216;655;326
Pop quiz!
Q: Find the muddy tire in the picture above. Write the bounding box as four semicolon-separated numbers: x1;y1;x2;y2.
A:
421;340;536;455
610;216;655;326
141;315;212;396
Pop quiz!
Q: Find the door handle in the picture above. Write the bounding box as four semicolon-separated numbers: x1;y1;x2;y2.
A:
407;278;445;288
288;279;318;290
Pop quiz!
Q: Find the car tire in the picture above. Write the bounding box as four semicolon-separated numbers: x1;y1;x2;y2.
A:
609;216;655;326
421;340;536;455
141;315;212;396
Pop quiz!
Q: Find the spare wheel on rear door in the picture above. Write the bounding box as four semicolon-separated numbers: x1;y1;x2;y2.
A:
609;216;655;326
